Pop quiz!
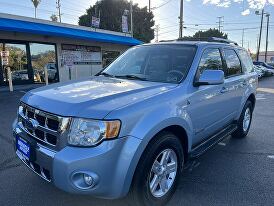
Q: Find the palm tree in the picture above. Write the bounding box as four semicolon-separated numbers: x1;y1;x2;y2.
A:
31;0;41;18
50;14;58;22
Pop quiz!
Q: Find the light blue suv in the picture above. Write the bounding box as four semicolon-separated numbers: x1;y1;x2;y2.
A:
13;39;257;206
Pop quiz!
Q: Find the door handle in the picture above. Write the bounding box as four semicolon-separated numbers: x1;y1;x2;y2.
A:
220;87;229;93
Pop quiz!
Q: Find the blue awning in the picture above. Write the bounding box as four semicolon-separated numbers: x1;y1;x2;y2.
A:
0;17;142;46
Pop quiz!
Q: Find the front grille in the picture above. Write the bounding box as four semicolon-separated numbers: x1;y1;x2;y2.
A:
18;103;70;147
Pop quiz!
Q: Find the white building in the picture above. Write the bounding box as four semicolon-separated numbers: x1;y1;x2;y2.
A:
0;13;141;86
258;51;274;63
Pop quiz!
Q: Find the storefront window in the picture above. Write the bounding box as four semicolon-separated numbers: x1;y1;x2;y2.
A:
1;43;29;83
30;43;58;83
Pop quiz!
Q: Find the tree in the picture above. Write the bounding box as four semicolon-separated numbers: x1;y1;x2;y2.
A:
183;28;228;40
31;0;41;18
50;14;58;22
78;0;154;43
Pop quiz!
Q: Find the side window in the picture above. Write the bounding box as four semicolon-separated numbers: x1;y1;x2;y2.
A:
238;49;254;73
223;49;242;77
198;48;223;74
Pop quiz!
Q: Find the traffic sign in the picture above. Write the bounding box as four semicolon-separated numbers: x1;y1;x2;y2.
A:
0;51;9;57
1;57;9;66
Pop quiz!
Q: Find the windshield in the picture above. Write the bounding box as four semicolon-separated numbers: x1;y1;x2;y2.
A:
100;44;197;83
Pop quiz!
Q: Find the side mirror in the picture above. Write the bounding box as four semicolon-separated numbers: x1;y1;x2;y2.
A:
195;70;224;86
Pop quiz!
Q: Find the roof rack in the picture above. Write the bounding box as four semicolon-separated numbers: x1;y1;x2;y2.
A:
159;39;176;42
159;37;238;46
207;37;238;45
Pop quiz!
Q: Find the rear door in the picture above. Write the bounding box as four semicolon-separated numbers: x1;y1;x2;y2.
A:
221;48;246;120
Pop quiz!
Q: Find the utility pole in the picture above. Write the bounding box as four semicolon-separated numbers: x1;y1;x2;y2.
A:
256;9;264;61
179;0;184;39
241;28;245;47
130;0;133;37
265;13;270;62
155;25;159;42
149;0;151;12
217;16;224;32
56;0;62;23
256;35;259;56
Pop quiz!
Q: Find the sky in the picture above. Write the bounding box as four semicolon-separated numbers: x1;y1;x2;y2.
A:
0;0;273;53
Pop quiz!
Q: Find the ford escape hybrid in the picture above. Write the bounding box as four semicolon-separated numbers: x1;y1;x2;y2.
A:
13;38;257;206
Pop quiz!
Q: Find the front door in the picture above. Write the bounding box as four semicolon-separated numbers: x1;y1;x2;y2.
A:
0;42;32;85
188;48;232;146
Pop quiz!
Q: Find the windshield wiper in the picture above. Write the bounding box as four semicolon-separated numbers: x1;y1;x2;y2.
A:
99;72;115;78
115;74;147;81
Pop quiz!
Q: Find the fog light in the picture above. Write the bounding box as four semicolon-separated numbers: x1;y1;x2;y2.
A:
71;171;99;189
83;174;94;186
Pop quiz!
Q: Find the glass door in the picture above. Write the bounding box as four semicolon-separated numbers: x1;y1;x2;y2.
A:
30;43;58;83
0;42;31;85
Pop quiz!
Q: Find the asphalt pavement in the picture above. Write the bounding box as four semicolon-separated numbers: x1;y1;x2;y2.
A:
0;77;274;206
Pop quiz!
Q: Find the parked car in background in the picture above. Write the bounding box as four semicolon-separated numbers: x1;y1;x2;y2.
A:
268;62;274;67
12;70;29;81
13;39;257;206
45;63;58;82
254;65;274;76
253;61;274;70
33;63;58;83
253;65;264;78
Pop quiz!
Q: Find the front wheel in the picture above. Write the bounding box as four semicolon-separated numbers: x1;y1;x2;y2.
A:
232;100;253;138
129;132;184;206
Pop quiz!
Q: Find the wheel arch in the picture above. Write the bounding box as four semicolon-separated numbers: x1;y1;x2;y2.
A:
123;124;190;196
247;93;256;111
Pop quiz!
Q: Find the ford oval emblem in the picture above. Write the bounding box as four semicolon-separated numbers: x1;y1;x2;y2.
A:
29;118;39;129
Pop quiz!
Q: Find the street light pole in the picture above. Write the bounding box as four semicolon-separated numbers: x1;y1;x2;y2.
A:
241;28;245;47
130;0;133;37
256;9;264;61
155;25;159;42
265;14;270;62
179;0;184;39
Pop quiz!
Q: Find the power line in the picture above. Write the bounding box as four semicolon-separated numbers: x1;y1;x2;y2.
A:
151;0;173;10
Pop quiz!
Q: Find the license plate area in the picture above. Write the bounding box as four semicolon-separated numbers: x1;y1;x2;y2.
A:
16;136;36;162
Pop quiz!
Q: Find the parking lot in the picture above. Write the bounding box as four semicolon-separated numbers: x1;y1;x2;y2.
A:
0;76;274;206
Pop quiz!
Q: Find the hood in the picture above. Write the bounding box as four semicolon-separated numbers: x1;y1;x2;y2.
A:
21;76;177;119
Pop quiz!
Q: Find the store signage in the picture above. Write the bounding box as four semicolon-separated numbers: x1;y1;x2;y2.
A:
122;15;128;33
1;51;9;66
61;44;102;66
0;51;9;57
91;16;100;28
1;57;9;66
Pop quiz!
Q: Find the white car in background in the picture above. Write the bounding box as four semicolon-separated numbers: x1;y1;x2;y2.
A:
254;65;274;77
253;65;263;78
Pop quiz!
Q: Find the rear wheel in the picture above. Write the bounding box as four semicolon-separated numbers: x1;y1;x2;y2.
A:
129;132;184;206
232;100;253;138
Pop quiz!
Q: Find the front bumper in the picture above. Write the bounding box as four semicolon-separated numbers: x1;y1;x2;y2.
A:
13;123;142;199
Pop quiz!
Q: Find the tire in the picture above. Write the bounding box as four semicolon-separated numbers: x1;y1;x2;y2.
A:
232;100;253;138
128;131;184;206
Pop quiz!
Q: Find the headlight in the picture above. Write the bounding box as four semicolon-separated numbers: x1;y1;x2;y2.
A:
68;118;121;146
